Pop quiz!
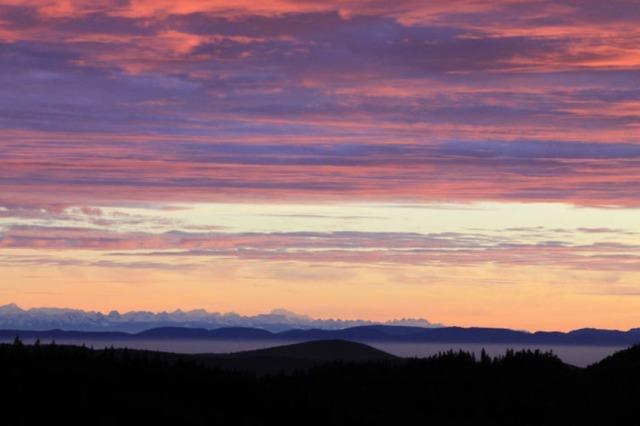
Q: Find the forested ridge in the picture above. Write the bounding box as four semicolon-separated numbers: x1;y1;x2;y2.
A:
2;339;639;425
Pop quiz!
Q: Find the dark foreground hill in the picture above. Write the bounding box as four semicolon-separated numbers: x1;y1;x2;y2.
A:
589;343;640;371
224;339;396;361
3;339;640;425
191;339;397;374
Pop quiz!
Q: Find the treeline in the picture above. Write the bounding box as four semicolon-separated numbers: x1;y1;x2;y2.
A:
1;339;639;425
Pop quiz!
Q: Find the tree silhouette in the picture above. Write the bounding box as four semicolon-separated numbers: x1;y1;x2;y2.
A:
0;342;637;425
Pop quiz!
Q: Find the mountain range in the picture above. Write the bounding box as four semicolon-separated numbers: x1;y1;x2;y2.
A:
0;303;439;332
2;324;640;346
2;303;639;346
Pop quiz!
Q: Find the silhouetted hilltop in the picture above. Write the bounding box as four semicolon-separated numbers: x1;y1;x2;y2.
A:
3;324;640;346
187;340;398;374
588;344;640;372
222;339;397;362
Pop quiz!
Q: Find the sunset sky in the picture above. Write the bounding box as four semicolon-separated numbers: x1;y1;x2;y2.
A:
1;0;640;331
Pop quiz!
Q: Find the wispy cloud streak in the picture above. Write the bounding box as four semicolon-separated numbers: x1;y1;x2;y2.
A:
2;225;639;272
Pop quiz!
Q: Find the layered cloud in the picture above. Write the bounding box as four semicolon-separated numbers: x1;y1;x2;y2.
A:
3;137;640;209
1;0;639;208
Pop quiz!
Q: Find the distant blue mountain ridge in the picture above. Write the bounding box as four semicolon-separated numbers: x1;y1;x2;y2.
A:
1;323;640;347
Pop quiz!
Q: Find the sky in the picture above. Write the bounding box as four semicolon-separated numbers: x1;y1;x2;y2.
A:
1;0;640;331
